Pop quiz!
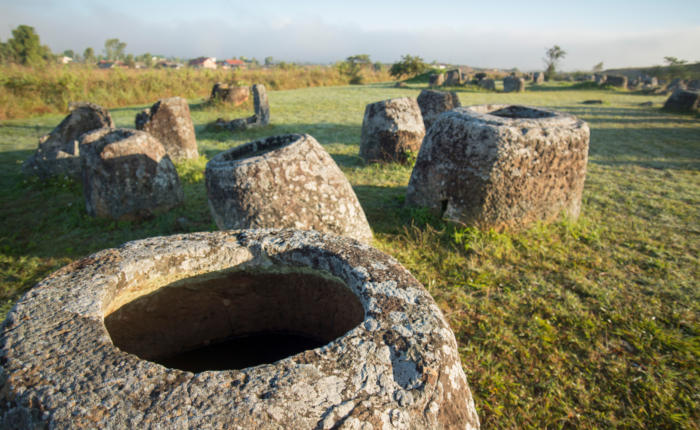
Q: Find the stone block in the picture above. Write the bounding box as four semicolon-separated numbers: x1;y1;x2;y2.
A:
444;69;462;86
428;73;445;87
213;84;270;132
360;97;426;164
405;104;590;231
417;89;461;131
135;97;198;161
503;76;525;93
479;78;495;90
604;75;628;89
663;88;700;111
206;134;373;244
533;72;545;83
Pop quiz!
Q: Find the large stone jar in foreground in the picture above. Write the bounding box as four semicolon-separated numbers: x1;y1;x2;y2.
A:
136;97;198;162
405;104;590;231
206;134;373;244
360;97;425;164
81;128;184;221
0;229;480;429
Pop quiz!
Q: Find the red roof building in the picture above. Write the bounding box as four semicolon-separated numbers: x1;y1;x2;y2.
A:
219;59;246;69
188;57;217;69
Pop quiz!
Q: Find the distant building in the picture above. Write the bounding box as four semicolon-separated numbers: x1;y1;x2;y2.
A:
98;60;126;69
188;57;217;69
436;63;448;69
155;61;184;69
61;56;73;64
219;59;246;69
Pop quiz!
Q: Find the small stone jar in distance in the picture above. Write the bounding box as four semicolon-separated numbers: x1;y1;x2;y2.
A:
206;134;373;244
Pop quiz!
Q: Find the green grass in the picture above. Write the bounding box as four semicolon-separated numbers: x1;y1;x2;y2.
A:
1;81;698;428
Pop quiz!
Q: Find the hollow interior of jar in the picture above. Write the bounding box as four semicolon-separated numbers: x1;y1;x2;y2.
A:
220;134;299;162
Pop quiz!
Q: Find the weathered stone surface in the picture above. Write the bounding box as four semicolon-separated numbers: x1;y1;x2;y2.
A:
594;74;607;84
503;76;525;93
0;229;480;429
22;102;114;180
533;72;545;84
444;69;462;86
405;104;590;231
666;78;686;91
210;82;250;105
417;89;461;131
428;73;445;87
213;84;270;132
206;134;373;244
479;78;495;90
80;128;184;221
604;75;628;89
663;88;700;111
135;97;198;162
687;79;700;90
360;97;426;164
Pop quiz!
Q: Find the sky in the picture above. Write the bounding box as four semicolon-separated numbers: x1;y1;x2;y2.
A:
1;0;699;71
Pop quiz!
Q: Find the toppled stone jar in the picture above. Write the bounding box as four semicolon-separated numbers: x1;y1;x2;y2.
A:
0;229;480;429
405;104;590;231
213;84;270;132
206;134;373;244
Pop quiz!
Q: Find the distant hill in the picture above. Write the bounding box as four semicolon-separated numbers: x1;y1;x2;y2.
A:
602;63;699;79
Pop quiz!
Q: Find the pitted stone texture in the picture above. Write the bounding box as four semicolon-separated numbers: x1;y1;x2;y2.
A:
663;88;700;111
478;78;495;90
604;76;627;89
206;134;373;244
360;97;426;164
210;82;250;105
135;97;198;162
80;128;184;221
533;72;545;84
444;70;462;86
214;84;270;132
0;229;480;430
503;76;525;93
405;104;590;231
22;102;114;180
594;74;607;84
417;90;461;131
428;73;445;87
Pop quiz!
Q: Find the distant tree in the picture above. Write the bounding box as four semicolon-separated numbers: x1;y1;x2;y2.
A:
104;39;127;61
373;61;384;72
389;54;428;78
142;53;154;68
125;54;135;68
664;56;687;66
265;56;274;65
250;57;259;66
543;45;567;77
84;47;95;63
73;53;82;63
592;62;604;73
664;56;689;79
63;49;75;59
1;25;52;66
346;54;371;66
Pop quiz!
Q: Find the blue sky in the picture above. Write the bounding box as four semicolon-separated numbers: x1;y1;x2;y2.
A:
1;0;698;70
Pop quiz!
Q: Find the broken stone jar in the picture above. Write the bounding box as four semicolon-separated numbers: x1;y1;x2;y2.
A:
0;230;480;429
405;104;590;231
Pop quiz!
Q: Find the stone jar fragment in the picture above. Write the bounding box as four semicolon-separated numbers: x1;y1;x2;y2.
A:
417;89;461;131
405;104;590;231
213;84;270;132
503;76;526;93
663;88;700;111
22;102;114;180
0;229;480;429
80;128;184;221
479;78;496;90
360;97;426;164
206;134;373;244
533;72;545;83
135;97;198;162
444;69;463;86
428;73;445;87
604;75;628;89
210;82;250;105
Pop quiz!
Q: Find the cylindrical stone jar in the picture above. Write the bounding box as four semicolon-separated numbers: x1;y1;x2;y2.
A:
405;104;590;231
206;134;373;244
0;230;480;429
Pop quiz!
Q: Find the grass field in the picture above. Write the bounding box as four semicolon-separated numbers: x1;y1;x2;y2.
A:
0;81;698;429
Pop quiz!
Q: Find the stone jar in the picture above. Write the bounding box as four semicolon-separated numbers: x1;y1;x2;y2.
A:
135;97;199;162
210;82;250;105
444;69;463;86
604;75;628;89
417;89;461;131
80;128;184;221
405;104;590;231
503;76;525;93
428;73;445;87
663;88;700;111
0;229;480;429
533;72;545;83
213;84;271;132
22;102;114;180
360;97;426;164
479;78;495;90
206;134;373;244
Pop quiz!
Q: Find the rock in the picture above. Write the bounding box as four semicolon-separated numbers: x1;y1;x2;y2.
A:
444;69;462;86
646;77;658;86
416;89;461;132
206;134;373;244
80;128;184;221
395;82;407;88
666;78;685;90
640;101;653;106
22;102;114;180
479;78;496;90
604;75;628;89
461;72;469;82
582;100;604;104
0;229;480;429
360;97;426;164
474;72;487;80
533;72;545;84
687;79;700;90
565;76;574;82
210;82;250;105
594;74;607;84
135;97;198;162
405;104;590;231
213;84;270;132
428;73;445;87
663;88;700;111
503;76;525;93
